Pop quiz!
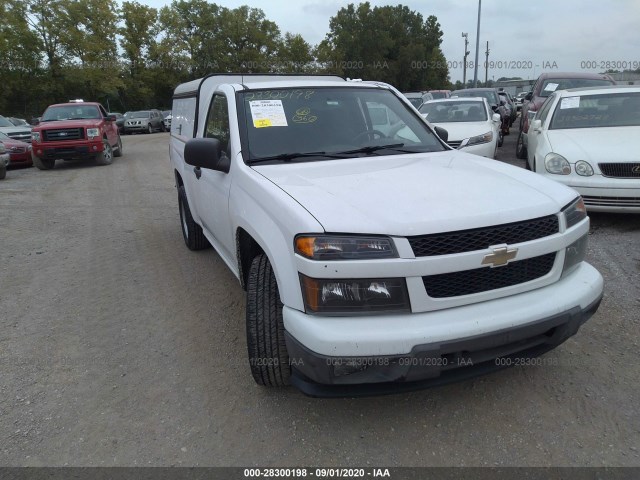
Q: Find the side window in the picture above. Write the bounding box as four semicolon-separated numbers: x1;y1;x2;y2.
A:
537;94;555;124
205;94;230;157
99;105;108;118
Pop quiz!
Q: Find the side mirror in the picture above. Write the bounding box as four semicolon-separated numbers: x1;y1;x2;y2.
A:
106;115;116;122
492;113;501;122
491;104;498;111
184;138;230;173
31;118;40;125
525;92;533;101
531;119;543;132
434;126;448;142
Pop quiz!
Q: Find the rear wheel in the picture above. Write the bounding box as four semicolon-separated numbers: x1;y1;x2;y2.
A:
246;253;291;387
516;130;528;159
32;153;55;170
95;138;113;165
177;185;209;250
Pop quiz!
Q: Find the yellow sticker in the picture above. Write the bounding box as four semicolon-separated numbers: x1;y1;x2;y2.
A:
254;119;273;128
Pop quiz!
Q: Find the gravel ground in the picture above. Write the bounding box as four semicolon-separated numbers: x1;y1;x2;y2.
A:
0;131;639;467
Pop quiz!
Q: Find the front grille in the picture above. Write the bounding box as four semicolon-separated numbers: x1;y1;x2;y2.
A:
598;163;640;178
423;253;556;298
408;215;559;257
447;140;462;149
583;195;640;208
43;128;84;141
9;146;27;153
6;131;31;143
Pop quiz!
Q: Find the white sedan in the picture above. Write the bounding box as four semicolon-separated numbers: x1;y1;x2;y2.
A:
419;98;502;158
527;86;640;212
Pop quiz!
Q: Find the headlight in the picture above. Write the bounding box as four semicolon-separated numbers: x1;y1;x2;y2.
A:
31;132;41;142
562;233;588;277
87;128;101;139
545;153;571;175
466;131;493;146
295;235;397;260
300;275;410;314
575;160;594;176
562;197;587;229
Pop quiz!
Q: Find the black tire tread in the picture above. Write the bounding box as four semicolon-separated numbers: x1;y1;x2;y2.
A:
177;186;209;250
246;254;291;387
32;153;55;170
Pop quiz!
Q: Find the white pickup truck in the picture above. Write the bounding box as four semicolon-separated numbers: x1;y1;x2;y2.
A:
169;74;603;396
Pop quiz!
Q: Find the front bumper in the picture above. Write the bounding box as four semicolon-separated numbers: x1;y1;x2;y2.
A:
540;175;640;212
283;262;603;396
32;141;104;160
124;124;148;133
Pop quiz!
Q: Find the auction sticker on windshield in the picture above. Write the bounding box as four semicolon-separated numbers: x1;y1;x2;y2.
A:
249;100;288;128
560;97;580;109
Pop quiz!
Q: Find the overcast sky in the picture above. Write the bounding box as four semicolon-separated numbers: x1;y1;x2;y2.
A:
136;0;640;83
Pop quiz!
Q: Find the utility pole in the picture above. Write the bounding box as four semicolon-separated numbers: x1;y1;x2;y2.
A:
472;0;482;88
462;32;470;87
485;41;490;86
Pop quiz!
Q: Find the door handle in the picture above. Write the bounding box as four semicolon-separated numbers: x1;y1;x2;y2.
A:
194;166;202;179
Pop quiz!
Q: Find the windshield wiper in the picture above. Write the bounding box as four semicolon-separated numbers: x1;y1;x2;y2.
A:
333;143;414;155
250;151;345;164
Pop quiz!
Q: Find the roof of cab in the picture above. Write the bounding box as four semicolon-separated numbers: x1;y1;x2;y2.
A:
173;73;347;98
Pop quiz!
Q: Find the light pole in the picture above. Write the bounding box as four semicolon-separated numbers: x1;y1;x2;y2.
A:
472;0;481;88
462;32;470;87
485;41;490;86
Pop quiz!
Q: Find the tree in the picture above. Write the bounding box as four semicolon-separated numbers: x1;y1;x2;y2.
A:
276;33;314;73
318;3;449;90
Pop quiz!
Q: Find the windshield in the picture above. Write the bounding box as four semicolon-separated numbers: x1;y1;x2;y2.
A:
129;111;150;118
550;92;640;130
406;97;423;108
0;115;14;127
42;105;101;121
454;90;499;106
420;101;487;122
540;78;614;97
238;87;445;164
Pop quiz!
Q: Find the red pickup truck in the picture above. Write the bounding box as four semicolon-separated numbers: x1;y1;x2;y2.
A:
31;101;123;169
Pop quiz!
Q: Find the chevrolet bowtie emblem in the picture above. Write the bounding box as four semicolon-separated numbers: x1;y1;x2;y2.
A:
482;246;518;267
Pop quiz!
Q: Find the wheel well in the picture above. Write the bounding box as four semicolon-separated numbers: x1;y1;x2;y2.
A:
236;228;265;291
174;170;184;188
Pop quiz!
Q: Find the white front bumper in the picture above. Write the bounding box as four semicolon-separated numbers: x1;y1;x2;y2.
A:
283;262;603;357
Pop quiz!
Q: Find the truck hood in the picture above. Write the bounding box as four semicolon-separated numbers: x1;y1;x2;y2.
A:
547;127;640;163
35;119;101;130
0;126;32;135
253;151;577;236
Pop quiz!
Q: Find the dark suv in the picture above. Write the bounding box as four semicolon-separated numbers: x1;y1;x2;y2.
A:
516;72;615;159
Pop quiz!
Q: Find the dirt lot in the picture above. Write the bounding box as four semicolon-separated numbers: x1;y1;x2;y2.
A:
1;131;639;467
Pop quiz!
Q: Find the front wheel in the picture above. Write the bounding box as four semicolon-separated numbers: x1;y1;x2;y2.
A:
32;153;55;170
497;130;504;147
95;139;113;165
113;136;123;157
246;253;291;387
0;163;6;179
147;123;153;134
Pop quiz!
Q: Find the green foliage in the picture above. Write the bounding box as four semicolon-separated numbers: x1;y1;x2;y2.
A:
0;0;451;117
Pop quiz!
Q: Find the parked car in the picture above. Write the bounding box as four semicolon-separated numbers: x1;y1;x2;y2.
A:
429;90;452;99
451;88;510;135
514;92;527;111
0;141;9;179
403;91;434;109
169;73;603;396
162;110;172;130
123;110;165;134
419;97;502;157
0;114;32;143
8;117;30;127
0;131;32;167
109;112;125;133
516;72;616;159
526;85;640;212
498;91;517;126
30;101;122;169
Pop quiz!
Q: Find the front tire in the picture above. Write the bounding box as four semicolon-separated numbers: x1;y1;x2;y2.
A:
0;163;6;179
246;254;291;387
147;123;153;134
95;138;113;165
177;185;209;250
32;153;55;170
